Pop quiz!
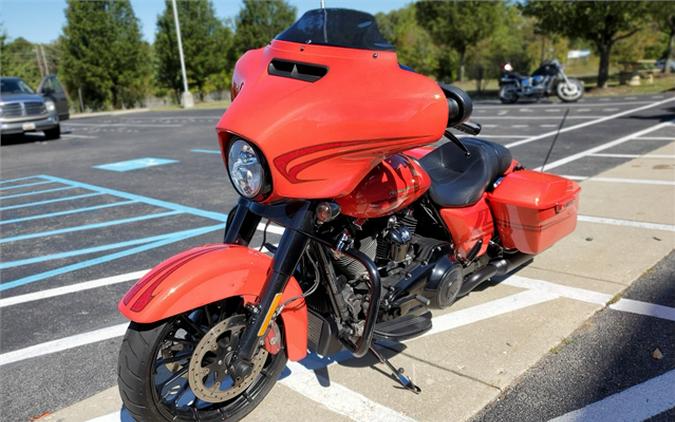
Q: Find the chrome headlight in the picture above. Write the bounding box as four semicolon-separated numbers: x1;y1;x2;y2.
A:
227;139;266;198
45;100;56;112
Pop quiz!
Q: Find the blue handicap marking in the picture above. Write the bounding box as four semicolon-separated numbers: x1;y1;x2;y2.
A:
192;148;221;155
94;157;178;172
0;174;229;292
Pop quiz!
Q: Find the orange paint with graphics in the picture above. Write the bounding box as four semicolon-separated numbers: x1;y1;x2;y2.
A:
217;39;448;202
118;244;308;361
336;154;431;218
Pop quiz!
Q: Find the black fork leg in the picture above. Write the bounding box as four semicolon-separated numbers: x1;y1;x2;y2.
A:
228;202;312;383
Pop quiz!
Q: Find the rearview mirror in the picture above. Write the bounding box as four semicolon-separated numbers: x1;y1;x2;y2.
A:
440;84;473;128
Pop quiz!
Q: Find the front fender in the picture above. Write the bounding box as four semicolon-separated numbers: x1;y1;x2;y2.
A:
118;244;308;361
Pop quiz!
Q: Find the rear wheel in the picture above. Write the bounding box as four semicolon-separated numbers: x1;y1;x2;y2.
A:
43;124;61;140
118;301;287;421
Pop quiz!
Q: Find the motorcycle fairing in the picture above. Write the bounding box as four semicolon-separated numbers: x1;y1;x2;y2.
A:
118;244;308;361
217;39;448;201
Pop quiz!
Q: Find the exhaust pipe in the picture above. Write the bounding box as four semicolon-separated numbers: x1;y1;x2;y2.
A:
459;253;533;296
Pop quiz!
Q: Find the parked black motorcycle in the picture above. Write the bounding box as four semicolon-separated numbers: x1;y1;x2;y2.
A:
499;60;584;103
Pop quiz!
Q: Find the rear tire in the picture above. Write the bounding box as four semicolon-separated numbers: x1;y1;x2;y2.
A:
43;124;61;140
118;307;287;421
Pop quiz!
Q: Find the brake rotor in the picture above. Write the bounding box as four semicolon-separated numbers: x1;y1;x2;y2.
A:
188;314;268;403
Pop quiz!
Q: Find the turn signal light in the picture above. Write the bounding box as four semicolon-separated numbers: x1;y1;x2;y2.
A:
316;202;340;224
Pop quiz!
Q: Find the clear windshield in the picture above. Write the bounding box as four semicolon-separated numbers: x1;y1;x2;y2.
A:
1;78;35;94
276;8;394;51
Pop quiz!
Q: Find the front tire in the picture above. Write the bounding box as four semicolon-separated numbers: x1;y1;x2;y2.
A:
556;79;584;102
43;124;61;140
118;303;287;421
499;86;518;104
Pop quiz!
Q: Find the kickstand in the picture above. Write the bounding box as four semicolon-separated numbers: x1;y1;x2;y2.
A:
369;345;421;394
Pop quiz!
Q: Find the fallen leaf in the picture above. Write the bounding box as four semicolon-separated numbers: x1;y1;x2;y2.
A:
652;348;663;360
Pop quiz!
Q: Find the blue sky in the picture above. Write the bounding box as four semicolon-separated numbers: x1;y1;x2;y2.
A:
1;0;410;44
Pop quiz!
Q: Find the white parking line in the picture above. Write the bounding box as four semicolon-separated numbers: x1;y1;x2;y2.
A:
610;299;675;322
578;215;675;232
634;136;675;141
61;134;99;139
460;134;529;139
65;123;183;128
283;362;416;422
549;369;675;422
511;125;529;128
475;100;657;109
563;175;675;186
504;276;609;305
536;120;674;170
480;116;606;120
421;289;559;338
0;270;149;308
0;322;128;366
506;98;675;148
506;276;675;322
589;153;675;159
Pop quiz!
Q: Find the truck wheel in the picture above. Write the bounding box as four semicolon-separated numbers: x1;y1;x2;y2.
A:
44;125;61;140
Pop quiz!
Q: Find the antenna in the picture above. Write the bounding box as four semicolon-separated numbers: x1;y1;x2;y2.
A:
541;108;569;172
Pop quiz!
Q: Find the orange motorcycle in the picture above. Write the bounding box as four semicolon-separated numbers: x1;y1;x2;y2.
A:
117;9;579;421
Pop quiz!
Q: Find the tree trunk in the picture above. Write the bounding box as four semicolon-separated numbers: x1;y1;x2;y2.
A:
597;43;612;89
664;30;674;74
458;48;466;82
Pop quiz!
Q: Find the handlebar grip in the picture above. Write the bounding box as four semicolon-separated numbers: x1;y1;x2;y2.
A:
455;121;482;136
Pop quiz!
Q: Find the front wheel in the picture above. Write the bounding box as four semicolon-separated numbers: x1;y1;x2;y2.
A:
43;124;61;140
499;86;519;104
118;301;287;421
556;79;584;102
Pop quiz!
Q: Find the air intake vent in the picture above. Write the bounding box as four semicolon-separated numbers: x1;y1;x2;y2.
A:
268;59;328;82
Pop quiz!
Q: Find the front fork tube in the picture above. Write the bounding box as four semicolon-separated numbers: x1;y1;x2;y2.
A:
226;199;312;381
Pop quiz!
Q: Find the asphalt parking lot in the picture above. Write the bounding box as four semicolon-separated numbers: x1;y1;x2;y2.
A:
1;93;674;421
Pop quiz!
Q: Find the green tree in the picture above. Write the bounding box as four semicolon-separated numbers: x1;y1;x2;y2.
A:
61;0;150;110
232;0;296;61
525;1;653;88
155;0;231;101
416;1;501;81
653;3;675;74
376;5;440;77
108;1;153;107
0;37;43;87
466;2;536;90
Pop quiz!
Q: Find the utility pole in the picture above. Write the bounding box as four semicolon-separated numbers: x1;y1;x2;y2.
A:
171;0;193;108
35;47;45;77
40;45;50;75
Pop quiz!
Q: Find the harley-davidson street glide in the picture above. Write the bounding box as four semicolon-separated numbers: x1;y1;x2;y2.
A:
118;9;580;421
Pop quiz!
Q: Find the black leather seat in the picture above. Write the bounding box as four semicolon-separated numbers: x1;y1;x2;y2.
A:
418;138;512;207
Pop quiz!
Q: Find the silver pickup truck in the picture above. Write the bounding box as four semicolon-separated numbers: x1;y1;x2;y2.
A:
0;75;69;140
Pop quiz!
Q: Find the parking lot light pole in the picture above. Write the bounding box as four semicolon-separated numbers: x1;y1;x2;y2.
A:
171;0;193;108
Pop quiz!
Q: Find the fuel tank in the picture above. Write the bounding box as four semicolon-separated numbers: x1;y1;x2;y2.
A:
217;39;448;202
336;154;431;218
